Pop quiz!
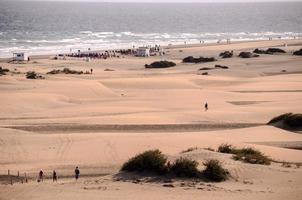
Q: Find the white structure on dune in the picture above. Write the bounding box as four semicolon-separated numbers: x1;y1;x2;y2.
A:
12;52;28;61
136;47;150;57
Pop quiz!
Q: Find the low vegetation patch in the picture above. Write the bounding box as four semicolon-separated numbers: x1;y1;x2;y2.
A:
239;52;259;58
121;149;230;182
217;144;270;165
217;144;234;154
232;148;271;165
47;68;84;75
203;159;229;182
293;48;302;56
26;71;44;79
0;67;9;75
219;51;233;58
215;64;229;69
199;67;214;71
121;150;167;174
145;61;176;68
183;56;216;63
254;48;286;54
268;113;302;130
170;157;199;178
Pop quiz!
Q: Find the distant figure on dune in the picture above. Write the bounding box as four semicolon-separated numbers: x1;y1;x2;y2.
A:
75;166;80;180
38;170;44;182
53;170;57;182
90;68;93;74
205;102;208;111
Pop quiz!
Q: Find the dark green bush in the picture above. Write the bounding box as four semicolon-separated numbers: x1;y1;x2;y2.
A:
0;67;9;75
232;147;271;165
26;71;44;79
217;144;234;154
217;144;271;165
145;61;176;68
183;56;216;63
203;159;229;182
121;149;167;174
170;157;199;178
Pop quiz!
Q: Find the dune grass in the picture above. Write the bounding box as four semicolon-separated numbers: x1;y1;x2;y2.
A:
121;149;229;182
203;159;229;182
121;149;167;174
217;144;271;165
170;157;199;178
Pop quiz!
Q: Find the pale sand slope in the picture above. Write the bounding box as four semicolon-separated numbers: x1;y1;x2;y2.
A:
0;40;302;199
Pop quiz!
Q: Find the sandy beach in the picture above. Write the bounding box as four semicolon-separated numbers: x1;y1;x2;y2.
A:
1;39;302;200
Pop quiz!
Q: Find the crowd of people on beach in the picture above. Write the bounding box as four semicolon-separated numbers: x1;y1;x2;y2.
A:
64;45;164;59
37;167;80;183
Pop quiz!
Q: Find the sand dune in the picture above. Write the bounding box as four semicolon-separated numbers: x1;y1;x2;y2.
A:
1;40;302;200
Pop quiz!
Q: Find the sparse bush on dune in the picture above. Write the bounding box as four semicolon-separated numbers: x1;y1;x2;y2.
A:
199;67;214;71
121;149;230;181
232;147;271;165
219;51;233;58
183;56;216;63
47;68;83;75
121;149;168;174
215;64;229;69
145;61;176;68
217;144;234;154
0;67;9;75
26;71;44;79
239;52;259;58
293;48;302;56
268;113;302;130
217;144;271;165
170;157;200;178
203;159;229;182
254;48;286;54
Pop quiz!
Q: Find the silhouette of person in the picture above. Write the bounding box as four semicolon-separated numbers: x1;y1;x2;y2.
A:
53;170;57;182
205;102;208;111
75;166;80;180
38;170;44;182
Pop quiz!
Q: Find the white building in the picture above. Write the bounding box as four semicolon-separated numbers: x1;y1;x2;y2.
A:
13;52;28;61
136;47;150;57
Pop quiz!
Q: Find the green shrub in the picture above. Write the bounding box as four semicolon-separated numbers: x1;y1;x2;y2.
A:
121;149;167;174
145;61;176;68
170;157;200;178
217;144;234;154
232;147;271;165
217;144;271;165
203;159;229;182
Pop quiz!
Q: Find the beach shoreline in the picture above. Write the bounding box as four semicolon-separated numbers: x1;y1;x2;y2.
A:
1;38;301;61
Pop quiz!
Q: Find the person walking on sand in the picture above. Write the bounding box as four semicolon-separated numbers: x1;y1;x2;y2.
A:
53;170;57;182
38;170;44;182
205;102;208;111
75;166;80;180
90;68;93;74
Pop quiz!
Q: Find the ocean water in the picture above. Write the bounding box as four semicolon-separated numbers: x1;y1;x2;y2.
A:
0;1;302;58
